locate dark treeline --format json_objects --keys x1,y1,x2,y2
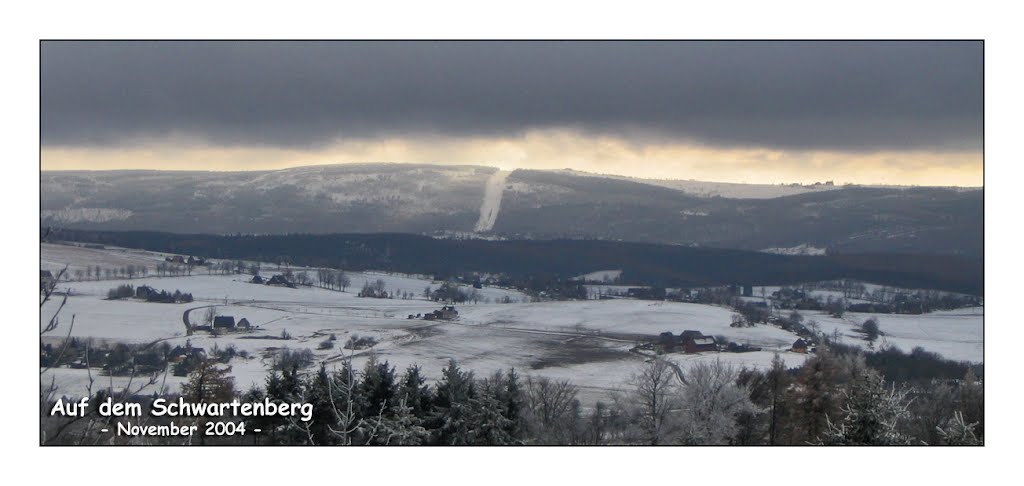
[
  {"x1": 830, "y1": 341, "x2": 983, "y2": 384},
  {"x1": 49, "y1": 230, "x2": 982, "y2": 295}
]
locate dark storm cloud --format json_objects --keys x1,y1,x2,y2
[{"x1": 41, "y1": 40, "x2": 982, "y2": 151}]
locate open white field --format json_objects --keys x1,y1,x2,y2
[
  {"x1": 41, "y1": 242, "x2": 175, "y2": 275},
  {"x1": 457, "y1": 300, "x2": 801, "y2": 349},
  {"x1": 794, "y1": 308, "x2": 983, "y2": 363},
  {"x1": 40, "y1": 245, "x2": 984, "y2": 405},
  {"x1": 664, "y1": 350, "x2": 809, "y2": 373}
]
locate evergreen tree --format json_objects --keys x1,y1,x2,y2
[
  {"x1": 431, "y1": 359, "x2": 477, "y2": 445},
  {"x1": 817, "y1": 370, "x2": 913, "y2": 445},
  {"x1": 765, "y1": 353, "x2": 792, "y2": 445},
  {"x1": 501, "y1": 368, "x2": 525, "y2": 440},
  {"x1": 305, "y1": 364, "x2": 342, "y2": 445},
  {"x1": 935, "y1": 411, "x2": 981, "y2": 445},
  {"x1": 180, "y1": 359, "x2": 235, "y2": 403},
  {"x1": 359, "y1": 356, "x2": 397, "y2": 419},
  {"x1": 373, "y1": 397, "x2": 430, "y2": 445},
  {"x1": 789, "y1": 348, "x2": 863, "y2": 442},
  {"x1": 398, "y1": 364, "x2": 433, "y2": 418}
]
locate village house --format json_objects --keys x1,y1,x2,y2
[
  {"x1": 680, "y1": 330, "x2": 704, "y2": 342},
  {"x1": 169, "y1": 345, "x2": 207, "y2": 363},
  {"x1": 135, "y1": 285, "x2": 155, "y2": 300},
  {"x1": 791, "y1": 338, "x2": 810, "y2": 354},
  {"x1": 423, "y1": 306, "x2": 459, "y2": 321},
  {"x1": 439, "y1": 305, "x2": 458, "y2": 319},
  {"x1": 627, "y1": 287, "x2": 666, "y2": 300},
  {"x1": 267, "y1": 274, "x2": 296, "y2": 288},
  {"x1": 213, "y1": 316, "x2": 236, "y2": 329},
  {"x1": 250, "y1": 275, "x2": 265, "y2": 284},
  {"x1": 237, "y1": 318, "x2": 251, "y2": 329},
  {"x1": 165, "y1": 255, "x2": 186, "y2": 264},
  {"x1": 685, "y1": 335, "x2": 718, "y2": 354},
  {"x1": 673, "y1": 330, "x2": 718, "y2": 354}
]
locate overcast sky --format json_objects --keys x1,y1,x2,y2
[{"x1": 40, "y1": 40, "x2": 983, "y2": 186}]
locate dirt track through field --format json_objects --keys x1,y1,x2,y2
[{"x1": 182, "y1": 304, "x2": 218, "y2": 335}]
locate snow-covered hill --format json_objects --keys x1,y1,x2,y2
[{"x1": 41, "y1": 163, "x2": 982, "y2": 256}]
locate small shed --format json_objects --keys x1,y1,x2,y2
[{"x1": 237, "y1": 318, "x2": 251, "y2": 328}]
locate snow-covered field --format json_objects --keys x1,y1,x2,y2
[
  {"x1": 794, "y1": 308, "x2": 983, "y2": 363},
  {"x1": 552, "y1": 169, "x2": 847, "y2": 199},
  {"x1": 41, "y1": 242, "x2": 174, "y2": 275},
  {"x1": 571, "y1": 269, "x2": 623, "y2": 283},
  {"x1": 760, "y1": 244, "x2": 828, "y2": 256},
  {"x1": 40, "y1": 246, "x2": 984, "y2": 405}
]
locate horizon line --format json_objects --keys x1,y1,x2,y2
[{"x1": 38, "y1": 162, "x2": 985, "y2": 189}]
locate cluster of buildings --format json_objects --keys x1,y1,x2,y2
[
  {"x1": 193, "y1": 315, "x2": 252, "y2": 333},
  {"x1": 656, "y1": 329, "x2": 813, "y2": 355},
  {"x1": 657, "y1": 330, "x2": 719, "y2": 354},
  {"x1": 408, "y1": 305, "x2": 460, "y2": 321},
  {"x1": 251, "y1": 274, "x2": 296, "y2": 288},
  {"x1": 165, "y1": 255, "x2": 207, "y2": 266}
]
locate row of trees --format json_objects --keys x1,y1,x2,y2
[
  {"x1": 315, "y1": 268, "x2": 351, "y2": 291},
  {"x1": 64, "y1": 259, "x2": 253, "y2": 281},
  {"x1": 70, "y1": 264, "x2": 150, "y2": 281},
  {"x1": 41, "y1": 342, "x2": 983, "y2": 445}
]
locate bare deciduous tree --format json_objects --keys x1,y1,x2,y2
[
  {"x1": 523, "y1": 375, "x2": 580, "y2": 444},
  {"x1": 629, "y1": 359, "x2": 679, "y2": 444},
  {"x1": 679, "y1": 359, "x2": 759, "y2": 445}
]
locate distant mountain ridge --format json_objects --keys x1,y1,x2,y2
[{"x1": 40, "y1": 163, "x2": 982, "y2": 257}]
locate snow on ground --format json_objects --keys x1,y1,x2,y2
[
  {"x1": 40, "y1": 245, "x2": 983, "y2": 406},
  {"x1": 40, "y1": 207, "x2": 134, "y2": 224},
  {"x1": 53, "y1": 270, "x2": 526, "y2": 307},
  {"x1": 760, "y1": 244, "x2": 828, "y2": 256},
  {"x1": 41, "y1": 295, "x2": 190, "y2": 343},
  {"x1": 795, "y1": 308, "x2": 983, "y2": 363},
  {"x1": 41, "y1": 367, "x2": 189, "y2": 400},
  {"x1": 552, "y1": 169, "x2": 845, "y2": 199},
  {"x1": 458, "y1": 300, "x2": 800, "y2": 348},
  {"x1": 41, "y1": 242, "x2": 174, "y2": 275},
  {"x1": 664, "y1": 350, "x2": 809, "y2": 374},
  {"x1": 584, "y1": 284, "x2": 635, "y2": 294},
  {"x1": 571, "y1": 269, "x2": 623, "y2": 283}
]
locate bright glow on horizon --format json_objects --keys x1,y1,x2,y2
[{"x1": 40, "y1": 129, "x2": 983, "y2": 187}]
